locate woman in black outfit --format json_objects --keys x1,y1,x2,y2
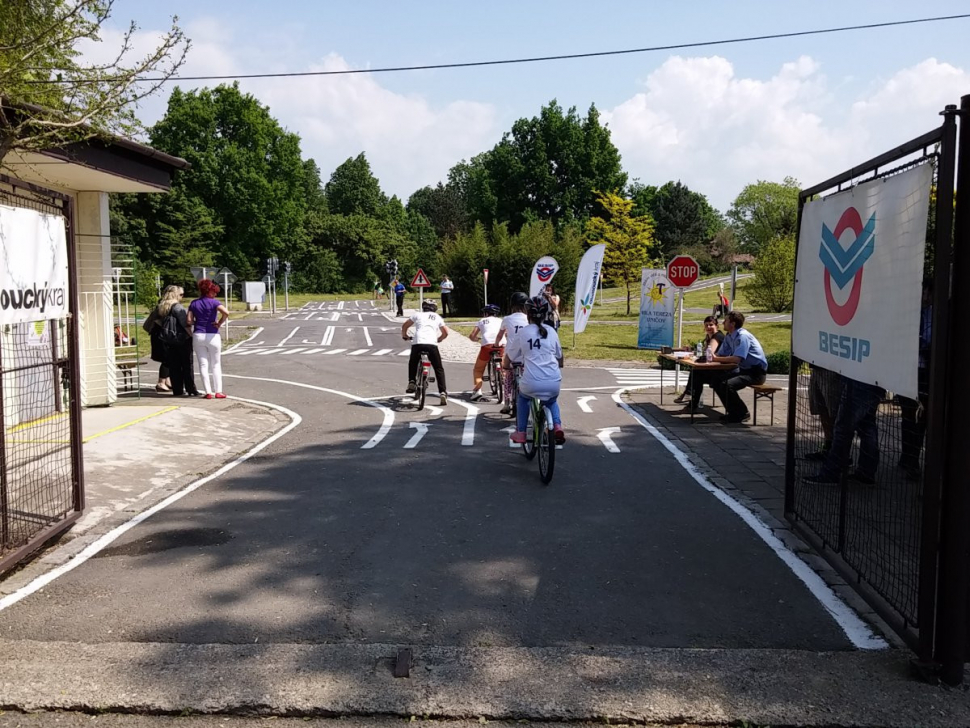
[
  {"x1": 675, "y1": 315, "x2": 725, "y2": 410},
  {"x1": 152, "y1": 285, "x2": 199, "y2": 397}
]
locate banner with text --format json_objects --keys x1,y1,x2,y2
[
  {"x1": 0, "y1": 205, "x2": 69, "y2": 325},
  {"x1": 529, "y1": 256, "x2": 559, "y2": 298},
  {"x1": 637, "y1": 269, "x2": 675, "y2": 349},
  {"x1": 573, "y1": 244, "x2": 606, "y2": 335},
  {"x1": 792, "y1": 163, "x2": 932, "y2": 399}
]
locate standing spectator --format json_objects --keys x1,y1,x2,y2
[
  {"x1": 153, "y1": 285, "x2": 198, "y2": 397},
  {"x1": 440, "y1": 275, "x2": 455, "y2": 317},
  {"x1": 373, "y1": 280, "x2": 382, "y2": 300},
  {"x1": 806, "y1": 365, "x2": 841, "y2": 460},
  {"x1": 187, "y1": 279, "x2": 230, "y2": 399},
  {"x1": 393, "y1": 278, "x2": 407, "y2": 317},
  {"x1": 142, "y1": 285, "x2": 183, "y2": 393},
  {"x1": 898, "y1": 279, "x2": 933, "y2": 480},
  {"x1": 708, "y1": 311, "x2": 768, "y2": 424},
  {"x1": 806, "y1": 376, "x2": 883, "y2": 486},
  {"x1": 543, "y1": 284, "x2": 561, "y2": 330}
]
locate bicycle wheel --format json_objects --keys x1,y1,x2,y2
[
  {"x1": 522, "y1": 399, "x2": 537, "y2": 460},
  {"x1": 417, "y1": 371, "x2": 427, "y2": 411},
  {"x1": 493, "y1": 359, "x2": 504, "y2": 402},
  {"x1": 537, "y1": 407, "x2": 555, "y2": 484}
]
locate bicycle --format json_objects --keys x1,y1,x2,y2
[
  {"x1": 414, "y1": 351, "x2": 433, "y2": 411},
  {"x1": 483, "y1": 347, "x2": 504, "y2": 403},
  {"x1": 517, "y1": 373, "x2": 556, "y2": 485}
]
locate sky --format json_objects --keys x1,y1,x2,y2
[{"x1": 84, "y1": 1, "x2": 970, "y2": 212}]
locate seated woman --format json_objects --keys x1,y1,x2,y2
[{"x1": 674, "y1": 315, "x2": 724, "y2": 410}]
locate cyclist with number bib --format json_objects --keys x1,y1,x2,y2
[
  {"x1": 402, "y1": 300, "x2": 449, "y2": 406},
  {"x1": 497, "y1": 292, "x2": 529, "y2": 414},
  {"x1": 505, "y1": 296, "x2": 565, "y2": 444},
  {"x1": 469, "y1": 303, "x2": 503, "y2": 402}
]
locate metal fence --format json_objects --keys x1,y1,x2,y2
[{"x1": 0, "y1": 175, "x2": 84, "y2": 575}]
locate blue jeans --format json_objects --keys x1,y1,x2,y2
[{"x1": 516, "y1": 393, "x2": 561, "y2": 432}]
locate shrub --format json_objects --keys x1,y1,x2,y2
[
  {"x1": 746, "y1": 234, "x2": 795, "y2": 312},
  {"x1": 766, "y1": 350, "x2": 790, "y2": 375}
]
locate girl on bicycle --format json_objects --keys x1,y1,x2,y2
[
  {"x1": 505, "y1": 296, "x2": 565, "y2": 444},
  {"x1": 469, "y1": 303, "x2": 503, "y2": 402}
]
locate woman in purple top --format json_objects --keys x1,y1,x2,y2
[{"x1": 187, "y1": 278, "x2": 230, "y2": 398}]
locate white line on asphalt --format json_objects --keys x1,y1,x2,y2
[
  {"x1": 224, "y1": 326, "x2": 263, "y2": 353},
  {"x1": 278, "y1": 348, "x2": 307, "y2": 355},
  {"x1": 323, "y1": 348, "x2": 347, "y2": 355},
  {"x1": 257, "y1": 348, "x2": 287, "y2": 355},
  {"x1": 596, "y1": 427, "x2": 621, "y2": 453},
  {"x1": 425, "y1": 405, "x2": 443, "y2": 416},
  {"x1": 0, "y1": 394, "x2": 302, "y2": 614},
  {"x1": 302, "y1": 348, "x2": 327, "y2": 354},
  {"x1": 347, "y1": 349, "x2": 369, "y2": 356},
  {"x1": 398, "y1": 349, "x2": 410, "y2": 356},
  {"x1": 404, "y1": 422, "x2": 430, "y2": 449},
  {"x1": 501, "y1": 425, "x2": 517, "y2": 448},
  {"x1": 372, "y1": 348, "x2": 392, "y2": 356},
  {"x1": 305, "y1": 312, "x2": 314, "y2": 320},
  {"x1": 330, "y1": 312, "x2": 339, "y2": 321},
  {"x1": 279, "y1": 327, "x2": 299, "y2": 346},
  {"x1": 321, "y1": 326, "x2": 335, "y2": 346},
  {"x1": 577, "y1": 396, "x2": 597, "y2": 413},
  {"x1": 229, "y1": 348, "x2": 266, "y2": 356},
  {"x1": 611, "y1": 387, "x2": 888, "y2": 651},
  {"x1": 450, "y1": 397, "x2": 480, "y2": 446},
  {"x1": 356, "y1": 313, "x2": 363, "y2": 322},
  {"x1": 337, "y1": 301, "x2": 345, "y2": 310},
  {"x1": 362, "y1": 327, "x2": 373, "y2": 347},
  {"x1": 354, "y1": 300, "x2": 360, "y2": 308}
]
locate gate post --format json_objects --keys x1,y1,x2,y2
[{"x1": 936, "y1": 94, "x2": 970, "y2": 685}]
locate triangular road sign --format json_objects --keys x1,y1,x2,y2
[{"x1": 410, "y1": 268, "x2": 431, "y2": 288}]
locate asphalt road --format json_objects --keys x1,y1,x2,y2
[{"x1": 1, "y1": 299, "x2": 848, "y2": 651}]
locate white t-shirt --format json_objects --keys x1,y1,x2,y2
[
  {"x1": 440, "y1": 280, "x2": 454, "y2": 293},
  {"x1": 409, "y1": 311, "x2": 446, "y2": 346},
  {"x1": 506, "y1": 323, "x2": 563, "y2": 397},
  {"x1": 475, "y1": 316, "x2": 502, "y2": 346},
  {"x1": 499, "y1": 312, "x2": 529, "y2": 351}
]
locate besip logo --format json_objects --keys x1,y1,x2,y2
[
  {"x1": 819, "y1": 207, "x2": 875, "y2": 326},
  {"x1": 536, "y1": 264, "x2": 556, "y2": 282}
]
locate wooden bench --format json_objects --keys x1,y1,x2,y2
[
  {"x1": 750, "y1": 383, "x2": 783, "y2": 425},
  {"x1": 116, "y1": 360, "x2": 138, "y2": 392}
]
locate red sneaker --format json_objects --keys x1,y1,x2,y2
[
  {"x1": 214, "y1": 393, "x2": 227, "y2": 399},
  {"x1": 204, "y1": 394, "x2": 214, "y2": 400},
  {"x1": 554, "y1": 425, "x2": 565, "y2": 444},
  {"x1": 510, "y1": 431, "x2": 527, "y2": 444}
]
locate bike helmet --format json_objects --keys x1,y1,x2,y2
[
  {"x1": 510, "y1": 291, "x2": 529, "y2": 309},
  {"x1": 483, "y1": 303, "x2": 501, "y2": 316},
  {"x1": 525, "y1": 295, "x2": 550, "y2": 323},
  {"x1": 422, "y1": 299, "x2": 438, "y2": 312}
]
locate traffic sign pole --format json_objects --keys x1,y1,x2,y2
[{"x1": 483, "y1": 268, "x2": 489, "y2": 306}]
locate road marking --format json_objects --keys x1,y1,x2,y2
[
  {"x1": 278, "y1": 348, "x2": 307, "y2": 355},
  {"x1": 398, "y1": 349, "x2": 410, "y2": 356},
  {"x1": 596, "y1": 427, "x2": 621, "y2": 453},
  {"x1": 345, "y1": 328, "x2": 353, "y2": 332},
  {"x1": 356, "y1": 313, "x2": 363, "y2": 321},
  {"x1": 301, "y1": 339, "x2": 317, "y2": 344},
  {"x1": 425, "y1": 405, "x2": 443, "y2": 416},
  {"x1": 404, "y1": 422, "x2": 430, "y2": 449},
  {"x1": 354, "y1": 300, "x2": 360, "y2": 308},
  {"x1": 224, "y1": 326, "x2": 263, "y2": 354},
  {"x1": 501, "y1": 425, "x2": 518, "y2": 448},
  {"x1": 362, "y1": 327, "x2": 373, "y2": 347},
  {"x1": 348, "y1": 349, "x2": 369, "y2": 356},
  {"x1": 305, "y1": 312, "x2": 314, "y2": 320},
  {"x1": 450, "y1": 397, "x2": 480, "y2": 446},
  {"x1": 302, "y1": 348, "x2": 327, "y2": 354},
  {"x1": 229, "y1": 348, "x2": 267, "y2": 356},
  {"x1": 321, "y1": 326, "x2": 335, "y2": 346},
  {"x1": 372, "y1": 348, "x2": 393, "y2": 356},
  {"x1": 611, "y1": 387, "x2": 888, "y2": 650},
  {"x1": 577, "y1": 396, "x2": 597, "y2": 413},
  {"x1": 323, "y1": 348, "x2": 347, "y2": 355},
  {"x1": 279, "y1": 327, "x2": 300, "y2": 346},
  {"x1": 330, "y1": 312, "x2": 339, "y2": 321},
  {"x1": 337, "y1": 301, "x2": 345, "y2": 310},
  {"x1": 257, "y1": 348, "x2": 287, "y2": 356}
]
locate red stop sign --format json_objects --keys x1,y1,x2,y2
[{"x1": 666, "y1": 255, "x2": 699, "y2": 288}]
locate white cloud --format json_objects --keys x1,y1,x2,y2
[{"x1": 603, "y1": 56, "x2": 970, "y2": 211}]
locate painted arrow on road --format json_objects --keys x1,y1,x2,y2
[
  {"x1": 597, "y1": 427, "x2": 622, "y2": 453},
  {"x1": 501, "y1": 425, "x2": 517, "y2": 448},
  {"x1": 404, "y1": 422, "x2": 430, "y2": 449},
  {"x1": 577, "y1": 396, "x2": 597, "y2": 413}
]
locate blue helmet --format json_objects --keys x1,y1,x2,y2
[{"x1": 483, "y1": 304, "x2": 501, "y2": 316}]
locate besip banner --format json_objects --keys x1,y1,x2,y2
[
  {"x1": 0, "y1": 205, "x2": 68, "y2": 325},
  {"x1": 529, "y1": 256, "x2": 559, "y2": 298},
  {"x1": 793, "y1": 163, "x2": 932, "y2": 399},
  {"x1": 573, "y1": 244, "x2": 606, "y2": 335},
  {"x1": 637, "y1": 268, "x2": 675, "y2": 349}
]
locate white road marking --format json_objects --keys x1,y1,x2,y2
[
  {"x1": 398, "y1": 349, "x2": 410, "y2": 356},
  {"x1": 345, "y1": 328, "x2": 353, "y2": 332},
  {"x1": 611, "y1": 387, "x2": 888, "y2": 650},
  {"x1": 501, "y1": 425, "x2": 518, "y2": 448},
  {"x1": 372, "y1": 348, "x2": 393, "y2": 356},
  {"x1": 425, "y1": 405, "x2": 443, "y2": 416},
  {"x1": 362, "y1": 327, "x2": 373, "y2": 347},
  {"x1": 224, "y1": 326, "x2": 262, "y2": 353},
  {"x1": 596, "y1": 427, "x2": 622, "y2": 453},
  {"x1": 330, "y1": 312, "x2": 339, "y2": 321},
  {"x1": 321, "y1": 326, "x2": 335, "y2": 346},
  {"x1": 348, "y1": 349, "x2": 369, "y2": 356},
  {"x1": 305, "y1": 312, "x2": 314, "y2": 320},
  {"x1": 229, "y1": 348, "x2": 266, "y2": 356},
  {"x1": 278, "y1": 348, "x2": 307, "y2": 355},
  {"x1": 323, "y1": 348, "x2": 347, "y2": 355},
  {"x1": 356, "y1": 313, "x2": 363, "y2": 322},
  {"x1": 0, "y1": 394, "x2": 302, "y2": 614},
  {"x1": 302, "y1": 348, "x2": 327, "y2": 354},
  {"x1": 450, "y1": 397, "x2": 480, "y2": 446},
  {"x1": 257, "y1": 348, "x2": 287, "y2": 356},
  {"x1": 279, "y1": 327, "x2": 299, "y2": 346},
  {"x1": 404, "y1": 422, "x2": 430, "y2": 449},
  {"x1": 301, "y1": 339, "x2": 317, "y2": 344},
  {"x1": 337, "y1": 301, "x2": 345, "y2": 310},
  {"x1": 354, "y1": 300, "x2": 360, "y2": 308},
  {"x1": 577, "y1": 396, "x2": 597, "y2": 413}
]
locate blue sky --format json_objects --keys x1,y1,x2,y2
[{"x1": 99, "y1": 1, "x2": 970, "y2": 211}]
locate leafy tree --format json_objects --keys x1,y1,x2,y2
[
  {"x1": 407, "y1": 182, "x2": 469, "y2": 240},
  {"x1": 639, "y1": 181, "x2": 724, "y2": 261},
  {"x1": 746, "y1": 234, "x2": 795, "y2": 312},
  {"x1": 588, "y1": 191, "x2": 655, "y2": 315},
  {"x1": 325, "y1": 153, "x2": 386, "y2": 217},
  {"x1": 728, "y1": 177, "x2": 800, "y2": 253},
  {"x1": 0, "y1": 0, "x2": 188, "y2": 165}
]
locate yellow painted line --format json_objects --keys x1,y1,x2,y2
[
  {"x1": 82, "y1": 406, "x2": 180, "y2": 443},
  {"x1": 7, "y1": 411, "x2": 67, "y2": 434}
]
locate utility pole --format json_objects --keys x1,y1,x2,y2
[{"x1": 284, "y1": 261, "x2": 291, "y2": 311}]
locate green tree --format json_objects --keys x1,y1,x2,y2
[
  {"x1": 0, "y1": 0, "x2": 188, "y2": 165},
  {"x1": 588, "y1": 191, "x2": 655, "y2": 315},
  {"x1": 746, "y1": 234, "x2": 795, "y2": 312},
  {"x1": 637, "y1": 181, "x2": 724, "y2": 261},
  {"x1": 325, "y1": 153, "x2": 386, "y2": 217},
  {"x1": 407, "y1": 182, "x2": 469, "y2": 240},
  {"x1": 728, "y1": 177, "x2": 800, "y2": 253}
]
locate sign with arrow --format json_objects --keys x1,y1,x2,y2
[{"x1": 411, "y1": 268, "x2": 431, "y2": 288}]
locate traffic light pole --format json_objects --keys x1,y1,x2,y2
[{"x1": 284, "y1": 269, "x2": 290, "y2": 311}]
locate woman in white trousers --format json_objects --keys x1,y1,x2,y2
[{"x1": 187, "y1": 278, "x2": 230, "y2": 399}]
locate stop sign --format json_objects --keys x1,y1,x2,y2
[{"x1": 666, "y1": 255, "x2": 700, "y2": 288}]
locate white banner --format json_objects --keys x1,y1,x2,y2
[
  {"x1": 0, "y1": 205, "x2": 69, "y2": 325},
  {"x1": 573, "y1": 244, "x2": 606, "y2": 335},
  {"x1": 529, "y1": 256, "x2": 559, "y2": 298},
  {"x1": 793, "y1": 163, "x2": 932, "y2": 399}
]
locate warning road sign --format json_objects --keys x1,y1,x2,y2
[{"x1": 410, "y1": 268, "x2": 431, "y2": 288}]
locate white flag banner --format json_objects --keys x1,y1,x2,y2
[
  {"x1": 0, "y1": 205, "x2": 69, "y2": 325},
  {"x1": 529, "y1": 255, "x2": 559, "y2": 298},
  {"x1": 792, "y1": 163, "x2": 932, "y2": 399},
  {"x1": 573, "y1": 244, "x2": 606, "y2": 335}
]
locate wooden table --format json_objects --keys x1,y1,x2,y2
[{"x1": 657, "y1": 353, "x2": 737, "y2": 423}]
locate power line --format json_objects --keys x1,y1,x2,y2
[{"x1": 27, "y1": 13, "x2": 970, "y2": 84}]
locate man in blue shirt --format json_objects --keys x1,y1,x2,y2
[
  {"x1": 709, "y1": 311, "x2": 768, "y2": 423},
  {"x1": 393, "y1": 279, "x2": 407, "y2": 317}
]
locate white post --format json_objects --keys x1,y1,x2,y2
[
  {"x1": 483, "y1": 276, "x2": 488, "y2": 306},
  {"x1": 222, "y1": 272, "x2": 230, "y2": 340},
  {"x1": 730, "y1": 264, "x2": 738, "y2": 311},
  {"x1": 419, "y1": 286, "x2": 423, "y2": 311},
  {"x1": 675, "y1": 289, "x2": 684, "y2": 389}
]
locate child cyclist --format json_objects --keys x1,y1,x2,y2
[
  {"x1": 496, "y1": 292, "x2": 530, "y2": 414},
  {"x1": 505, "y1": 296, "x2": 565, "y2": 444},
  {"x1": 469, "y1": 303, "x2": 503, "y2": 402}
]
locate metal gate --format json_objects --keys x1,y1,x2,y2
[{"x1": 0, "y1": 175, "x2": 84, "y2": 575}]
